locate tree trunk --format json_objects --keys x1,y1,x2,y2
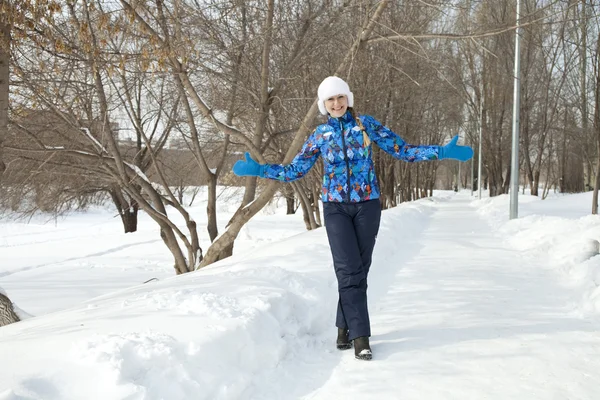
[
  {"x1": 109, "y1": 186, "x2": 139, "y2": 234},
  {"x1": 122, "y1": 178, "x2": 198, "y2": 274},
  {"x1": 502, "y1": 163, "x2": 511, "y2": 194},
  {"x1": 563, "y1": 153, "x2": 585, "y2": 193},
  {"x1": 532, "y1": 169, "x2": 540, "y2": 196},
  {"x1": 524, "y1": 118, "x2": 537, "y2": 195},
  {"x1": 297, "y1": 190, "x2": 312, "y2": 230},
  {"x1": 560, "y1": 109, "x2": 568, "y2": 193},
  {"x1": 122, "y1": 206, "x2": 139, "y2": 233},
  {"x1": 593, "y1": 156, "x2": 600, "y2": 214},
  {"x1": 388, "y1": 163, "x2": 397, "y2": 207},
  {"x1": 159, "y1": 224, "x2": 189, "y2": 275},
  {"x1": 283, "y1": 185, "x2": 295, "y2": 214},
  {"x1": 592, "y1": 30, "x2": 600, "y2": 214},
  {"x1": 207, "y1": 173, "x2": 218, "y2": 242},
  {"x1": 0, "y1": 18, "x2": 9, "y2": 178},
  {"x1": 312, "y1": 184, "x2": 322, "y2": 227},
  {"x1": 414, "y1": 165, "x2": 420, "y2": 200},
  {"x1": 292, "y1": 181, "x2": 318, "y2": 230}
]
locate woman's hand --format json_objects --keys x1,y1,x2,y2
[
  {"x1": 438, "y1": 136, "x2": 474, "y2": 162},
  {"x1": 232, "y1": 152, "x2": 266, "y2": 177}
]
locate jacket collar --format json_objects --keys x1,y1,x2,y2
[{"x1": 327, "y1": 110, "x2": 354, "y2": 126}]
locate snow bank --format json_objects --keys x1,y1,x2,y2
[{"x1": 472, "y1": 192, "x2": 600, "y2": 315}]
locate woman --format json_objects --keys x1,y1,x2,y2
[{"x1": 232, "y1": 76, "x2": 473, "y2": 360}]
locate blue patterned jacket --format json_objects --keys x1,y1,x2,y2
[{"x1": 263, "y1": 110, "x2": 440, "y2": 203}]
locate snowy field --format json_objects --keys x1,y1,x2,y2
[{"x1": 1, "y1": 187, "x2": 600, "y2": 399}]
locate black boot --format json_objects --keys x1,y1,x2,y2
[
  {"x1": 336, "y1": 328, "x2": 352, "y2": 350},
  {"x1": 354, "y1": 336, "x2": 372, "y2": 360}
]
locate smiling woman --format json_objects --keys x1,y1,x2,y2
[
  {"x1": 318, "y1": 77, "x2": 352, "y2": 116},
  {"x1": 324, "y1": 94, "x2": 348, "y2": 118},
  {"x1": 232, "y1": 75, "x2": 474, "y2": 361}
]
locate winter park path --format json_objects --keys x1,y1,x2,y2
[
  {"x1": 2, "y1": 194, "x2": 600, "y2": 400},
  {"x1": 302, "y1": 195, "x2": 600, "y2": 400}
]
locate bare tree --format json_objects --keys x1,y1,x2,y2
[
  {"x1": 8, "y1": 1, "x2": 203, "y2": 273},
  {"x1": 0, "y1": 10, "x2": 8, "y2": 178},
  {"x1": 0, "y1": 1, "x2": 61, "y2": 180},
  {"x1": 7, "y1": 0, "x2": 600, "y2": 276},
  {"x1": 520, "y1": 1, "x2": 571, "y2": 196},
  {"x1": 592, "y1": 28, "x2": 600, "y2": 213}
]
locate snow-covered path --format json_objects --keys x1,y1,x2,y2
[{"x1": 305, "y1": 196, "x2": 600, "y2": 399}]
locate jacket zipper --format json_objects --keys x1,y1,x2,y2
[{"x1": 339, "y1": 120, "x2": 351, "y2": 203}]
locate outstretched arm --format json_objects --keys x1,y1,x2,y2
[
  {"x1": 232, "y1": 132, "x2": 321, "y2": 182},
  {"x1": 361, "y1": 115, "x2": 473, "y2": 162},
  {"x1": 263, "y1": 132, "x2": 321, "y2": 181},
  {"x1": 360, "y1": 115, "x2": 439, "y2": 162}
]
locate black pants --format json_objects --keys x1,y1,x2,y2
[{"x1": 323, "y1": 199, "x2": 381, "y2": 340}]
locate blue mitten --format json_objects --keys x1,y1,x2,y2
[
  {"x1": 232, "y1": 152, "x2": 266, "y2": 177},
  {"x1": 438, "y1": 135, "x2": 474, "y2": 162}
]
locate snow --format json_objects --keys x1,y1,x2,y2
[
  {"x1": 125, "y1": 162, "x2": 153, "y2": 185},
  {"x1": 79, "y1": 127, "x2": 107, "y2": 153},
  {"x1": 1, "y1": 188, "x2": 600, "y2": 399}
]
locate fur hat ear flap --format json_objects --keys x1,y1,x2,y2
[
  {"x1": 317, "y1": 76, "x2": 353, "y2": 115},
  {"x1": 318, "y1": 101, "x2": 328, "y2": 115},
  {"x1": 347, "y1": 92, "x2": 354, "y2": 108}
]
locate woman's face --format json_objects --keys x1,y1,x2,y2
[{"x1": 324, "y1": 94, "x2": 348, "y2": 118}]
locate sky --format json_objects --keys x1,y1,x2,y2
[{"x1": 1, "y1": 187, "x2": 600, "y2": 400}]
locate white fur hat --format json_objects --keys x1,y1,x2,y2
[{"x1": 317, "y1": 76, "x2": 354, "y2": 115}]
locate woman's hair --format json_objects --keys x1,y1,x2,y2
[{"x1": 348, "y1": 107, "x2": 371, "y2": 147}]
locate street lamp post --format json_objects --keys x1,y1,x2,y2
[
  {"x1": 510, "y1": 0, "x2": 522, "y2": 219},
  {"x1": 478, "y1": 101, "x2": 483, "y2": 200}
]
